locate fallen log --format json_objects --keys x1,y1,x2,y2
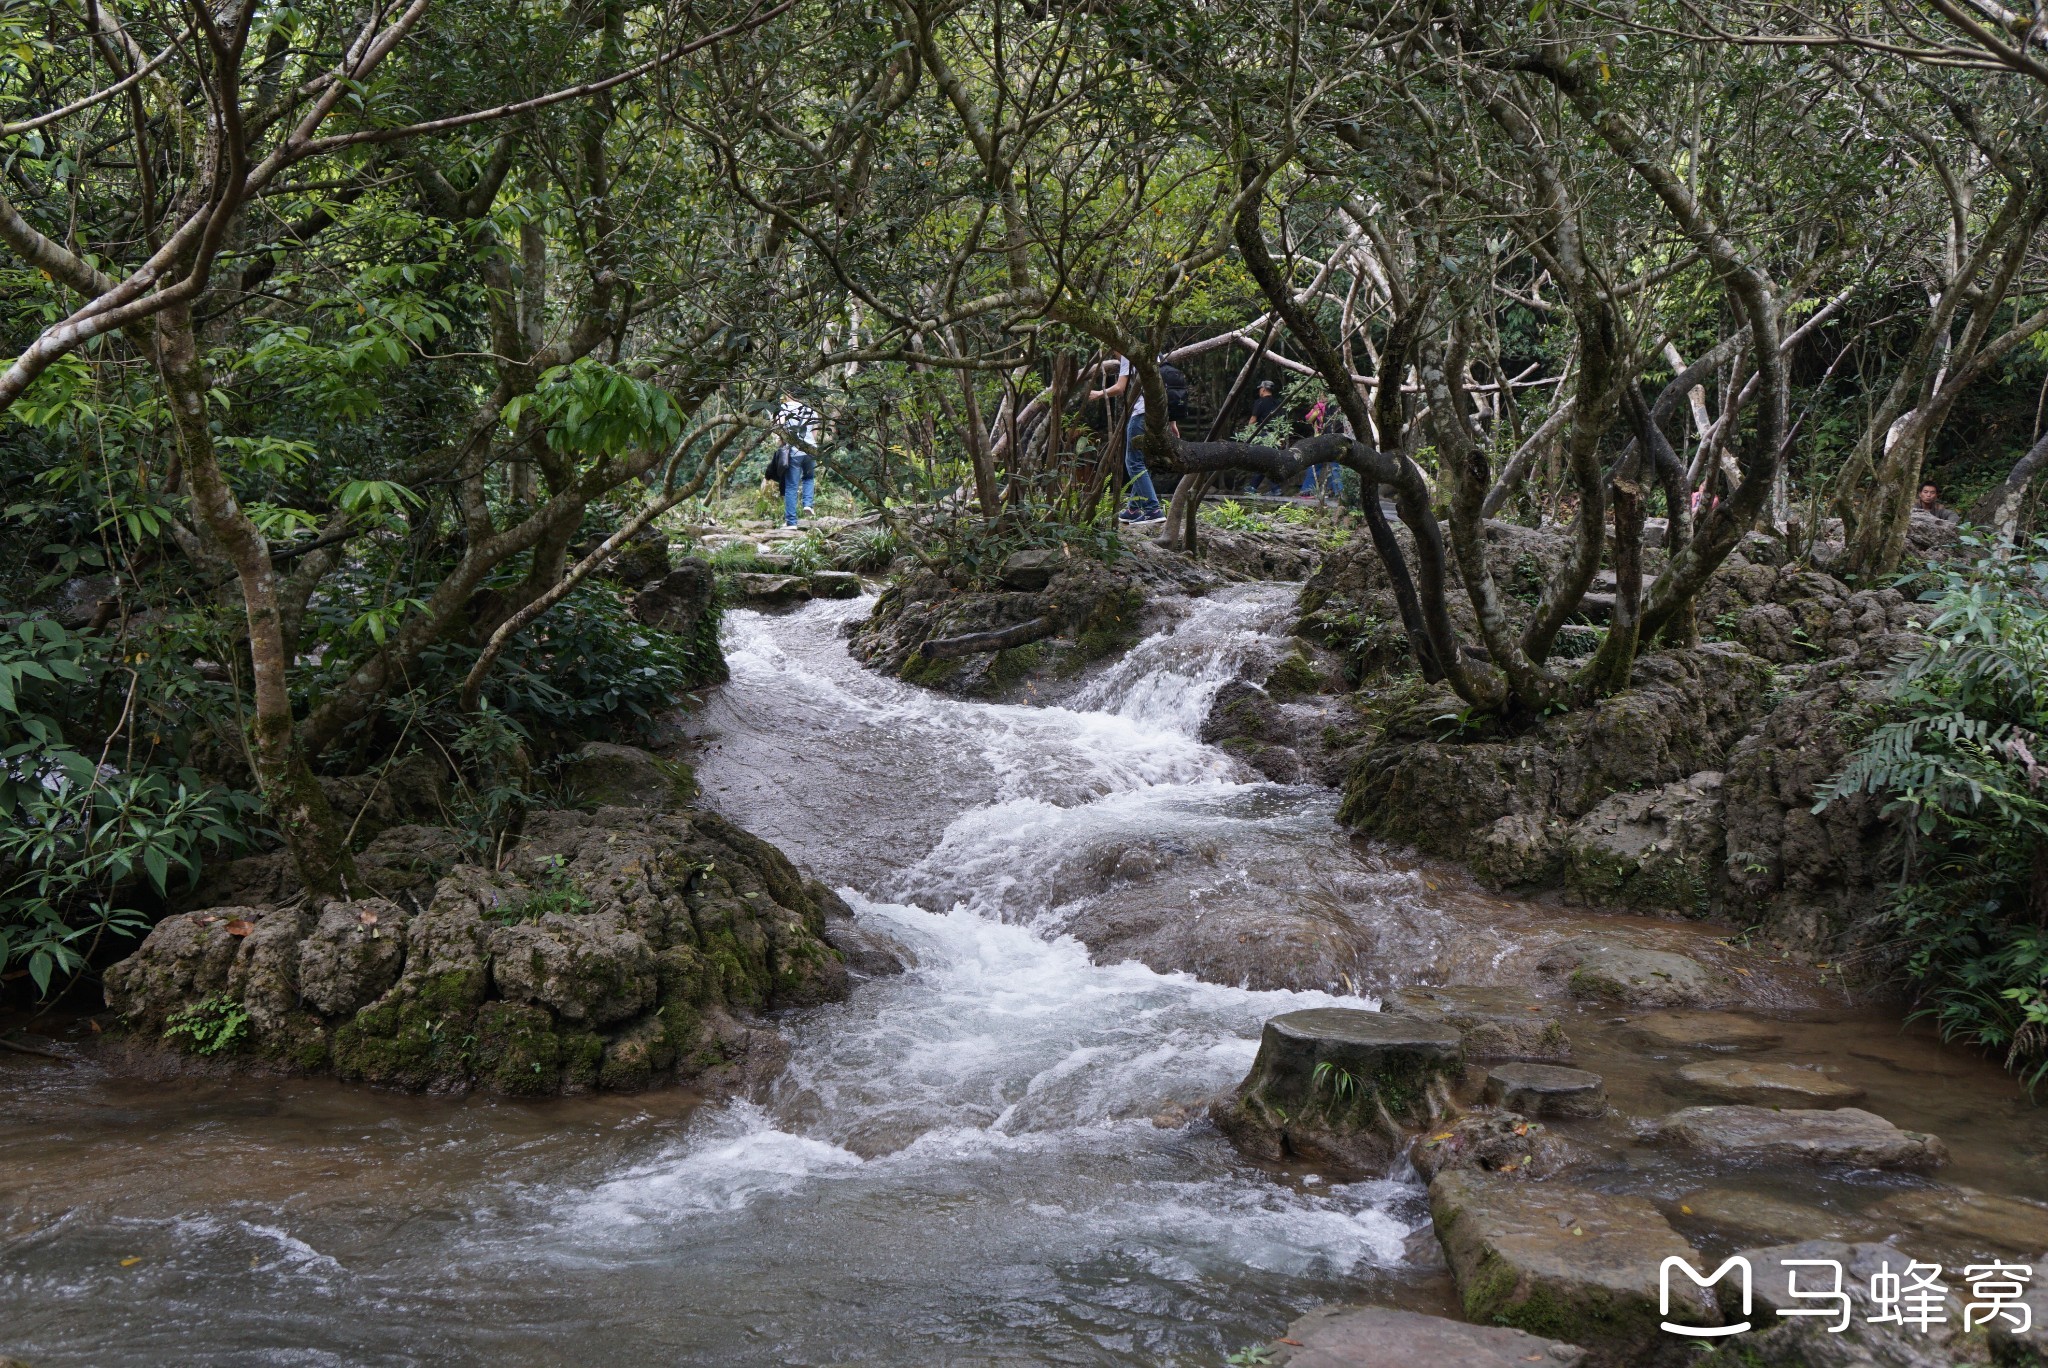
[{"x1": 919, "y1": 616, "x2": 1057, "y2": 660}]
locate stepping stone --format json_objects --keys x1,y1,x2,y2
[
  {"x1": 1384, "y1": 985, "x2": 1571, "y2": 1061},
  {"x1": 1482, "y1": 1063, "x2": 1606, "y2": 1118},
  {"x1": 1625, "y1": 1009, "x2": 1783, "y2": 1050},
  {"x1": 1429, "y1": 1170, "x2": 1721, "y2": 1357},
  {"x1": 1266, "y1": 1304, "x2": 1585, "y2": 1367},
  {"x1": 726, "y1": 571, "x2": 811, "y2": 606},
  {"x1": 1675, "y1": 1059, "x2": 1864, "y2": 1106},
  {"x1": 1868, "y1": 1185, "x2": 2048, "y2": 1258},
  {"x1": 1538, "y1": 937, "x2": 1724, "y2": 1008},
  {"x1": 1674, "y1": 1187, "x2": 1879, "y2": 1245},
  {"x1": 1213, "y1": 1008, "x2": 1461, "y2": 1176},
  {"x1": 1646, "y1": 1106, "x2": 1948, "y2": 1171}
]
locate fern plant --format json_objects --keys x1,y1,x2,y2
[{"x1": 1819, "y1": 535, "x2": 2048, "y2": 1087}]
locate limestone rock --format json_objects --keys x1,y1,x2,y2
[
  {"x1": 1867, "y1": 1186, "x2": 2048, "y2": 1260},
  {"x1": 354, "y1": 822, "x2": 466, "y2": 896},
  {"x1": 1696, "y1": 1240, "x2": 1991, "y2": 1367},
  {"x1": 997, "y1": 547, "x2": 1063, "y2": 590},
  {"x1": 103, "y1": 908, "x2": 253, "y2": 1026},
  {"x1": 558, "y1": 741, "x2": 692, "y2": 810},
  {"x1": 728, "y1": 571, "x2": 812, "y2": 606},
  {"x1": 1675, "y1": 1060, "x2": 1864, "y2": 1107},
  {"x1": 807, "y1": 570, "x2": 863, "y2": 600},
  {"x1": 1483, "y1": 1063, "x2": 1606, "y2": 1118},
  {"x1": 1646, "y1": 1106, "x2": 1948, "y2": 1172},
  {"x1": 296, "y1": 900, "x2": 406, "y2": 1018},
  {"x1": 631, "y1": 558, "x2": 720, "y2": 639},
  {"x1": 489, "y1": 910, "x2": 660, "y2": 1028},
  {"x1": 1468, "y1": 812, "x2": 1566, "y2": 889},
  {"x1": 1429, "y1": 1169, "x2": 1720, "y2": 1360},
  {"x1": 1213, "y1": 1008, "x2": 1461, "y2": 1176},
  {"x1": 1563, "y1": 772, "x2": 1725, "y2": 915},
  {"x1": 1625, "y1": 1010, "x2": 1783, "y2": 1051},
  {"x1": 1540, "y1": 937, "x2": 1724, "y2": 1008},
  {"x1": 1266, "y1": 1303, "x2": 1585, "y2": 1367},
  {"x1": 1384, "y1": 984, "x2": 1572, "y2": 1061},
  {"x1": 1410, "y1": 1110, "x2": 1579, "y2": 1182}
]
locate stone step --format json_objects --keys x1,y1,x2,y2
[
  {"x1": 1482, "y1": 1062, "x2": 1606, "y2": 1119},
  {"x1": 1266, "y1": 1303, "x2": 1585, "y2": 1367},
  {"x1": 1674, "y1": 1059, "x2": 1864, "y2": 1106},
  {"x1": 1645, "y1": 1105, "x2": 1948, "y2": 1171},
  {"x1": 1383, "y1": 985, "x2": 1571, "y2": 1062}
]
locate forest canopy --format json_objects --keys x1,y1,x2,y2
[{"x1": 2, "y1": 0, "x2": 2045, "y2": 992}]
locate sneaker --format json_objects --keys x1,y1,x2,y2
[
  {"x1": 802, "y1": 506, "x2": 815, "y2": 516},
  {"x1": 1116, "y1": 508, "x2": 1144, "y2": 523},
  {"x1": 1133, "y1": 513, "x2": 1167, "y2": 526}
]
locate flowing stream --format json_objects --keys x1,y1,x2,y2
[{"x1": 8, "y1": 584, "x2": 2048, "y2": 1365}]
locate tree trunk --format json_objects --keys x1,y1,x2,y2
[
  {"x1": 155, "y1": 302, "x2": 357, "y2": 898},
  {"x1": 1968, "y1": 431, "x2": 2048, "y2": 541}
]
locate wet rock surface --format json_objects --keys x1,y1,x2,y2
[
  {"x1": 1673, "y1": 1186, "x2": 1880, "y2": 1246},
  {"x1": 1384, "y1": 984, "x2": 1572, "y2": 1061},
  {"x1": 1266, "y1": 1303, "x2": 1586, "y2": 1367},
  {"x1": 847, "y1": 556, "x2": 1149, "y2": 701},
  {"x1": 1483, "y1": 1063, "x2": 1606, "y2": 1119},
  {"x1": 103, "y1": 802, "x2": 852, "y2": 1097},
  {"x1": 1625, "y1": 1010, "x2": 1785, "y2": 1050},
  {"x1": 1674, "y1": 1059, "x2": 1865, "y2": 1106},
  {"x1": 1647, "y1": 1105, "x2": 1949, "y2": 1171},
  {"x1": 1429, "y1": 1169, "x2": 1719, "y2": 1362},
  {"x1": 1410, "y1": 1109, "x2": 1578, "y2": 1182},
  {"x1": 1866, "y1": 1186, "x2": 2048, "y2": 1259},
  {"x1": 1214, "y1": 1008, "x2": 1461, "y2": 1175},
  {"x1": 1540, "y1": 937, "x2": 1725, "y2": 1008}
]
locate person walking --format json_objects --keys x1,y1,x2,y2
[
  {"x1": 1090, "y1": 354, "x2": 1186, "y2": 525},
  {"x1": 770, "y1": 397, "x2": 818, "y2": 527}
]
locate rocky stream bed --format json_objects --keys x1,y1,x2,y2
[{"x1": 6, "y1": 548, "x2": 2048, "y2": 1366}]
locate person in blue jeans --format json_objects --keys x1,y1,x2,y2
[
  {"x1": 772, "y1": 443, "x2": 815, "y2": 527},
  {"x1": 1090, "y1": 355, "x2": 1174, "y2": 523},
  {"x1": 772, "y1": 397, "x2": 819, "y2": 527}
]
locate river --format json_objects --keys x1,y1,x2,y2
[{"x1": 4, "y1": 585, "x2": 2045, "y2": 1365}]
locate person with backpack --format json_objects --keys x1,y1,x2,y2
[
  {"x1": 764, "y1": 397, "x2": 818, "y2": 527},
  {"x1": 1090, "y1": 354, "x2": 1189, "y2": 524}
]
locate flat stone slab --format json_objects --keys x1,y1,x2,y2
[
  {"x1": 1483, "y1": 1063, "x2": 1606, "y2": 1118},
  {"x1": 1868, "y1": 1185, "x2": 2048, "y2": 1258},
  {"x1": 1675, "y1": 1059, "x2": 1864, "y2": 1106},
  {"x1": 807, "y1": 570, "x2": 863, "y2": 599},
  {"x1": 1647, "y1": 1106, "x2": 1948, "y2": 1171},
  {"x1": 1429, "y1": 1169, "x2": 1720, "y2": 1356},
  {"x1": 727, "y1": 571, "x2": 811, "y2": 604},
  {"x1": 1625, "y1": 1010, "x2": 1783, "y2": 1050},
  {"x1": 1674, "y1": 1187, "x2": 1879, "y2": 1245},
  {"x1": 1538, "y1": 937, "x2": 1724, "y2": 1008},
  {"x1": 1269, "y1": 1006, "x2": 1465, "y2": 1054},
  {"x1": 1384, "y1": 985, "x2": 1571, "y2": 1061},
  {"x1": 1268, "y1": 1304, "x2": 1585, "y2": 1367}
]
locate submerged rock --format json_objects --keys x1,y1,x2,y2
[
  {"x1": 104, "y1": 806, "x2": 851, "y2": 1098},
  {"x1": 1213, "y1": 1007, "x2": 1461, "y2": 1176},
  {"x1": 1482, "y1": 1063, "x2": 1606, "y2": 1119},
  {"x1": 1646, "y1": 1106, "x2": 1948, "y2": 1171},
  {"x1": 1867, "y1": 1186, "x2": 2048, "y2": 1259},
  {"x1": 1539, "y1": 937, "x2": 1725, "y2": 1008},
  {"x1": 1673, "y1": 1186, "x2": 1880, "y2": 1246},
  {"x1": 1674, "y1": 1059, "x2": 1864, "y2": 1106},
  {"x1": 1624, "y1": 1010, "x2": 1784, "y2": 1051},
  {"x1": 1384, "y1": 984, "x2": 1572, "y2": 1061},
  {"x1": 1266, "y1": 1303, "x2": 1586, "y2": 1367},
  {"x1": 1429, "y1": 1169, "x2": 1719, "y2": 1361}
]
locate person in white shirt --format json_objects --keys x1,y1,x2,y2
[
  {"x1": 770, "y1": 398, "x2": 818, "y2": 526},
  {"x1": 1088, "y1": 356, "x2": 1183, "y2": 524}
]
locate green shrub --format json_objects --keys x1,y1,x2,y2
[
  {"x1": 1200, "y1": 498, "x2": 1264, "y2": 532},
  {"x1": 1819, "y1": 535, "x2": 2048, "y2": 1087},
  {"x1": 0, "y1": 617, "x2": 255, "y2": 998}
]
